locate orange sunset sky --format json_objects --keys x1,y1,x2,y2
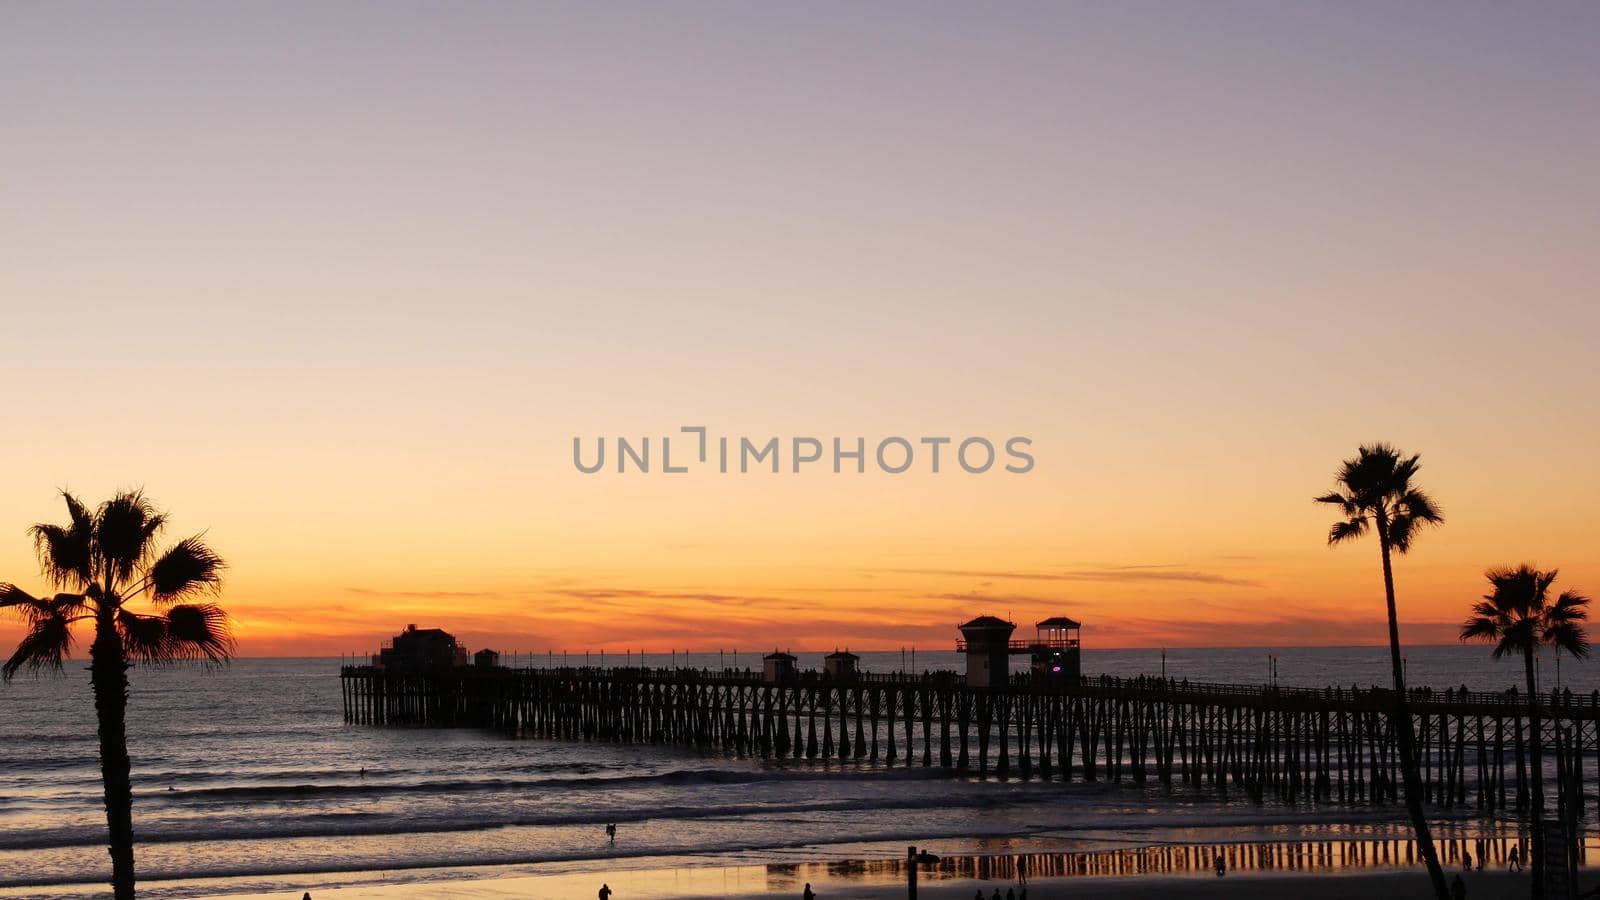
[{"x1": 3, "y1": 4, "x2": 1597, "y2": 658}]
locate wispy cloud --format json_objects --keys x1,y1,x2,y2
[
  {"x1": 345, "y1": 587, "x2": 502, "y2": 599},
  {"x1": 548, "y1": 588, "x2": 797, "y2": 607},
  {"x1": 881, "y1": 566, "x2": 1262, "y2": 588}
]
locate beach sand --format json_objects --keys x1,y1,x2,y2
[{"x1": 200, "y1": 866, "x2": 1550, "y2": 900}]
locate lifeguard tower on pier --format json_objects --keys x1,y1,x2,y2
[
  {"x1": 1029, "y1": 616, "x2": 1082, "y2": 682},
  {"x1": 956, "y1": 615, "x2": 1083, "y2": 687}
]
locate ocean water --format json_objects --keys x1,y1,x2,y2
[{"x1": 0, "y1": 645, "x2": 1592, "y2": 898}]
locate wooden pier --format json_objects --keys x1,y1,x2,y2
[{"x1": 341, "y1": 664, "x2": 1599, "y2": 821}]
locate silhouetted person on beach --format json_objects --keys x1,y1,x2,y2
[
  {"x1": 606, "y1": 823, "x2": 616, "y2": 844},
  {"x1": 991, "y1": 888, "x2": 1002, "y2": 900},
  {"x1": 1509, "y1": 844, "x2": 1523, "y2": 872},
  {"x1": 803, "y1": 883, "x2": 815, "y2": 900},
  {"x1": 1462, "y1": 849, "x2": 1471, "y2": 870},
  {"x1": 1214, "y1": 853, "x2": 1226, "y2": 876},
  {"x1": 1451, "y1": 874, "x2": 1466, "y2": 900},
  {"x1": 303, "y1": 894, "x2": 312, "y2": 900},
  {"x1": 598, "y1": 884, "x2": 612, "y2": 900}
]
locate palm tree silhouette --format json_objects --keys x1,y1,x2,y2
[
  {"x1": 1, "y1": 490, "x2": 231, "y2": 900},
  {"x1": 1315, "y1": 443, "x2": 1448, "y2": 900},
  {"x1": 1461, "y1": 565, "x2": 1590, "y2": 900}
]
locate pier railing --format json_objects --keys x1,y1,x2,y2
[{"x1": 341, "y1": 663, "x2": 1599, "y2": 718}]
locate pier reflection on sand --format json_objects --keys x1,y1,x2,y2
[
  {"x1": 770, "y1": 834, "x2": 1553, "y2": 889},
  {"x1": 188, "y1": 836, "x2": 1582, "y2": 900}
]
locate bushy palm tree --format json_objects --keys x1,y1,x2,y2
[
  {"x1": 1316, "y1": 443, "x2": 1448, "y2": 900},
  {"x1": 1, "y1": 490, "x2": 231, "y2": 900},
  {"x1": 1461, "y1": 565, "x2": 1590, "y2": 900}
]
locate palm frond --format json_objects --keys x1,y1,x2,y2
[
  {"x1": 1545, "y1": 620, "x2": 1591, "y2": 659},
  {"x1": 1547, "y1": 589, "x2": 1590, "y2": 622},
  {"x1": 1491, "y1": 634, "x2": 1522, "y2": 660},
  {"x1": 1, "y1": 586, "x2": 89, "y2": 626},
  {"x1": 148, "y1": 536, "x2": 225, "y2": 603},
  {"x1": 2, "y1": 610, "x2": 74, "y2": 680},
  {"x1": 163, "y1": 603, "x2": 234, "y2": 663},
  {"x1": 1460, "y1": 615, "x2": 1501, "y2": 643},
  {"x1": 94, "y1": 490, "x2": 163, "y2": 586},
  {"x1": 1544, "y1": 589, "x2": 1591, "y2": 658},
  {"x1": 0, "y1": 584, "x2": 45, "y2": 622},
  {"x1": 1396, "y1": 488, "x2": 1442, "y2": 524},
  {"x1": 28, "y1": 491, "x2": 96, "y2": 587},
  {"x1": 1468, "y1": 599, "x2": 1502, "y2": 619},
  {"x1": 1390, "y1": 451, "x2": 1422, "y2": 488},
  {"x1": 1534, "y1": 569, "x2": 1561, "y2": 607},
  {"x1": 116, "y1": 609, "x2": 170, "y2": 663},
  {"x1": 1313, "y1": 491, "x2": 1358, "y2": 515},
  {"x1": 1327, "y1": 517, "x2": 1367, "y2": 545},
  {"x1": 1387, "y1": 513, "x2": 1425, "y2": 553}
]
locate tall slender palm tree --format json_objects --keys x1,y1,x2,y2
[
  {"x1": 1, "y1": 490, "x2": 231, "y2": 900},
  {"x1": 1316, "y1": 443, "x2": 1448, "y2": 900},
  {"x1": 1461, "y1": 565, "x2": 1590, "y2": 900}
]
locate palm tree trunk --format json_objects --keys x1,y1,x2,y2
[
  {"x1": 1525, "y1": 646, "x2": 1545, "y2": 900},
  {"x1": 90, "y1": 613, "x2": 136, "y2": 900},
  {"x1": 1377, "y1": 524, "x2": 1449, "y2": 900}
]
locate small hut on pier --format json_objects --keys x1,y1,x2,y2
[
  {"x1": 763, "y1": 650, "x2": 798, "y2": 684},
  {"x1": 474, "y1": 648, "x2": 501, "y2": 669},
  {"x1": 824, "y1": 649, "x2": 859, "y2": 681}
]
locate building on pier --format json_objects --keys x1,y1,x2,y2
[
  {"x1": 957, "y1": 614, "x2": 1083, "y2": 686},
  {"x1": 824, "y1": 649, "x2": 859, "y2": 681},
  {"x1": 763, "y1": 650, "x2": 798, "y2": 684},
  {"x1": 1029, "y1": 617, "x2": 1082, "y2": 682},
  {"x1": 474, "y1": 648, "x2": 501, "y2": 669},
  {"x1": 373, "y1": 624, "x2": 469, "y2": 671},
  {"x1": 958, "y1": 616, "x2": 1016, "y2": 688}
]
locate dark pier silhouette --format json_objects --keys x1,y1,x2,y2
[
  {"x1": 340, "y1": 661, "x2": 1600, "y2": 816},
  {"x1": 340, "y1": 617, "x2": 1600, "y2": 848}
]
